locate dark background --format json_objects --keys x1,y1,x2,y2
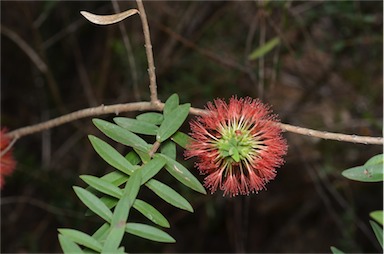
[{"x1": 1, "y1": 1, "x2": 383, "y2": 253}]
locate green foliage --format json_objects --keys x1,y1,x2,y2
[
  {"x1": 341, "y1": 154, "x2": 383, "y2": 182},
  {"x1": 125, "y1": 223, "x2": 175, "y2": 243},
  {"x1": 59, "y1": 94, "x2": 204, "y2": 253},
  {"x1": 369, "y1": 220, "x2": 383, "y2": 249},
  {"x1": 248, "y1": 37, "x2": 280, "y2": 60},
  {"x1": 336, "y1": 154, "x2": 384, "y2": 252},
  {"x1": 157, "y1": 103, "x2": 191, "y2": 142},
  {"x1": 171, "y1": 131, "x2": 193, "y2": 149},
  {"x1": 370, "y1": 211, "x2": 383, "y2": 226},
  {"x1": 330, "y1": 246, "x2": 345, "y2": 254}
]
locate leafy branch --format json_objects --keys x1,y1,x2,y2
[{"x1": 58, "y1": 94, "x2": 205, "y2": 252}]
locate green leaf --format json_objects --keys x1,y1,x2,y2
[
  {"x1": 114, "y1": 117, "x2": 158, "y2": 135},
  {"x1": 58, "y1": 229, "x2": 102, "y2": 252},
  {"x1": 73, "y1": 186, "x2": 112, "y2": 222},
  {"x1": 117, "y1": 247, "x2": 125, "y2": 253},
  {"x1": 81, "y1": 175, "x2": 122, "y2": 199},
  {"x1": 163, "y1": 93, "x2": 179, "y2": 116},
  {"x1": 136, "y1": 112, "x2": 164, "y2": 125},
  {"x1": 93, "y1": 119, "x2": 150, "y2": 152},
  {"x1": 100, "y1": 171, "x2": 130, "y2": 186},
  {"x1": 157, "y1": 103, "x2": 191, "y2": 142},
  {"x1": 58, "y1": 234, "x2": 84, "y2": 254},
  {"x1": 161, "y1": 141, "x2": 177, "y2": 160},
  {"x1": 248, "y1": 37, "x2": 280, "y2": 60},
  {"x1": 158, "y1": 154, "x2": 206, "y2": 194},
  {"x1": 113, "y1": 170, "x2": 142, "y2": 224},
  {"x1": 330, "y1": 246, "x2": 345, "y2": 254},
  {"x1": 85, "y1": 195, "x2": 118, "y2": 217},
  {"x1": 102, "y1": 227, "x2": 125, "y2": 253},
  {"x1": 171, "y1": 131, "x2": 192, "y2": 149},
  {"x1": 103, "y1": 170, "x2": 141, "y2": 252},
  {"x1": 99, "y1": 196, "x2": 118, "y2": 210},
  {"x1": 125, "y1": 151, "x2": 141, "y2": 165},
  {"x1": 341, "y1": 154, "x2": 383, "y2": 182},
  {"x1": 369, "y1": 220, "x2": 383, "y2": 248},
  {"x1": 92, "y1": 223, "x2": 110, "y2": 242},
  {"x1": 370, "y1": 211, "x2": 383, "y2": 225},
  {"x1": 134, "y1": 148, "x2": 151, "y2": 164},
  {"x1": 146, "y1": 179, "x2": 193, "y2": 212},
  {"x1": 125, "y1": 223, "x2": 175, "y2": 243},
  {"x1": 133, "y1": 199, "x2": 170, "y2": 228},
  {"x1": 366, "y1": 154, "x2": 383, "y2": 166},
  {"x1": 89, "y1": 135, "x2": 135, "y2": 175},
  {"x1": 140, "y1": 155, "x2": 166, "y2": 184}
]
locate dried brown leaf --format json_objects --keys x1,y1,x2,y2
[{"x1": 80, "y1": 9, "x2": 139, "y2": 25}]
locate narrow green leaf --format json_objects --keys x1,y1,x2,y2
[
  {"x1": 58, "y1": 229, "x2": 102, "y2": 252},
  {"x1": 93, "y1": 119, "x2": 150, "y2": 152},
  {"x1": 158, "y1": 154, "x2": 206, "y2": 194},
  {"x1": 73, "y1": 186, "x2": 112, "y2": 222},
  {"x1": 140, "y1": 155, "x2": 166, "y2": 184},
  {"x1": 89, "y1": 135, "x2": 135, "y2": 175},
  {"x1": 100, "y1": 196, "x2": 118, "y2": 210},
  {"x1": 370, "y1": 220, "x2": 383, "y2": 248},
  {"x1": 330, "y1": 246, "x2": 345, "y2": 254},
  {"x1": 163, "y1": 94, "x2": 179, "y2": 116},
  {"x1": 370, "y1": 211, "x2": 383, "y2": 225},
  {"x1": 125, "y1": 151, "x2": 141, "y2": 165},
  {"x1": 133, "y1": 199, "x2": 170, "y2": 228},
  {"x1": 342, "y1": 154, "x2": 383, "y2": 182},
  {"x1": 109, "y1": 171, "x2": 141, "y2": 227},
  {"x1": 146, "y1": 179, "x2": 193, "y2": 212},
  {"x1": 58, "y1": 234, "x2": 84, "y2": 254},
  {"x1": 100, "y1": 171, "x2": 130, "y2": 186},
  {"x1": 92, "y1": 223, "x2": 110, "y2": 242},
  {"x1": 134, "y1": 148, "x2": 151, "y2": 164},
  {"x1": 96, "y1": 197, "x2": 170, "y2": 228},
  {"x1": 103, "y1": 171, "x2": 142, "y2": 252},
  {"x1": 365, "y1": 154, "x2": 383, "y2": 166},
  {"x1": 102, "y1": 227, "x2": 125, "y2": 253},
  {"x1": 80, "y1": 175, "x2": 122, "y2": 199},
  {"x1": 85, "y1": 195, "x2": 118, "y2": 217},
  {"x1": 248, "y1": 37, "x2": 280, "y2": 60},
  {"x1": 136, "y1": 112, "x2": 164, "y2": 125},
  {"x1": 157, "y1": 103, "x2": 191, "y2": 142},
  {"x1": 114, "y1": 117, "x2": 158, "y2": 135},
  {"x1": 171, "y1": 131, "x2": 192, "y2": 149},
  {"x1": 161, "y1": 141, "x2": 176, "y2": 160},
  {"x1": 125, "y1": 223, "x2": 175, "y2": 243}
]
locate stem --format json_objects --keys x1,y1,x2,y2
[
  {"x1": 5, "y1": 103, "x2": 383, "y2": 145},
  {"x1": 136, "y1": 0, "x2": 159, "y2": 104},
  {"x1": 149, "y1": 141, "x2": 161, "y2": 158}
]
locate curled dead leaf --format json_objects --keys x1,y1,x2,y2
[{"x1": 80, "y1": 9, "x2": 139, "y2": 25}]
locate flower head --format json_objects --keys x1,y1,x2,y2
[
  {"x1": 185, "y1": 97, "x2": 287, "y2": 197},
  {"x1": 1, "y1": 128, "x2": 16, "y2": 188}
]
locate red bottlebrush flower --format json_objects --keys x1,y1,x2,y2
[
  {"x1": 185, "y1": 97, "x2": 287, "y2": 197},
  {"x1": 0, "y1": 128, "x2": 16, "y2": 188}
]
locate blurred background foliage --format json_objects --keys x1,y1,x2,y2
[{"x1": 1, "y1": 1, "x2": 382, "y2": 253}]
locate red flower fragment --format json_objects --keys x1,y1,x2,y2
[
  {"x1": 185, "y1": 97, "x2": 287, "y2": 197},
  {"x1": 0, "y1": 128, "x2": 16, "y2": 188}
]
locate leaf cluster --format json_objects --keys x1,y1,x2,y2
[
  {"x1": 58, "y1": 94, "x2": 206, "y2": 253},
  {"x1": 331, "y1": 154, "x2": 383, "y2": 253}
]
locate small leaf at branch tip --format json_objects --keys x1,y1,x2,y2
[{"x1": 80, "y1": 9, "x2": 139, "y2": 25}]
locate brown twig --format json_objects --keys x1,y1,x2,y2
[
  {"x1": 5, "y1": 103, "x2": 383, "y2": 145},
  {"x1": 136, "y1": 0, "x2": 158, "y2": 104}
]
